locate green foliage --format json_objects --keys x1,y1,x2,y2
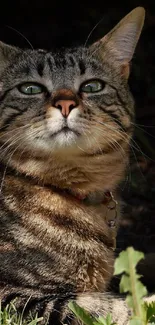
[
  {"x1": 68, "y1": 301, "x2": 116, "y2": 325},
  {"x1": 0, "y1": 300, "x2": 43, "y2": 325},
  {"x1": 114, "y1": 247, "x2": 147, "y2": 324},
  {"x1": 144, "y1": 302, "x2": 155, "y2": 323},
  {"x1": 69, "y1": 247, "x2": 155, "y2": 325}
]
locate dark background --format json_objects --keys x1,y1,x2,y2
[{"x1": 1, "y1": 0, "x2": 155, "y2": 290}]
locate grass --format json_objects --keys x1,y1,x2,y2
[{"x1": 0, "y1": 300, "x2": 43, "y2": 325}]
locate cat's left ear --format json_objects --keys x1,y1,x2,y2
[
  {"x1": 90, "y1": 7, "x2": 145, "y2": 79},
  {"x1": 0, "y1": 41, "x2": 20, "y2": 73}
]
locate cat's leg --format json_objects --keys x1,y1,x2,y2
[{"x1": 1, "y1": 286, "x2": 155, "y2": 325}]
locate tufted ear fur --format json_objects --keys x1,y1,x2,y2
[
  {"x1": 0, "y1": 41, "x2": 20, "y2": 73},
  {"x1": 90, "y1": 7, "x2": 145, "y2": 78}
]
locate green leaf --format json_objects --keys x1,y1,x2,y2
[
  {"x1": 106, "y1": 314, "x2": 112, "y2": 325},
  {"x1": 144, "y1": 301, "x2": 155, "y2": 322},
  {"x1": 94, "y1": 315, "x2": 107, "y2": 325},
  {"x1": 95, "y1": 314, "x2": 115, "y2": 325},
  {"x1": 114, "y1": 247, "x2": 144, "y2": 276},
  {"x1": 114, "y1": 247, "x2": 148, "y2": 324},
  {"x1": 68, "y1": 301, "x2": 95, "y2": 325},
  {"x1": 119, "y1": 274, "x2": 131, "y2": 293},
  {"x1": 120, "y1": 275, "x2": 147, "y2": 301},
  {"x1": 27, "y1": 317, "x2": 43, "y2": 325},
  {"x1": 105, "y1": 313, "x2": 117, "y2": 325},
  {"x1": 129, "y1": 318, "x2": 143, "y2": 325},
  {"x1": 114, "y1": 247, "x2": 147, "y2": 320},
  {"x1": 68, "y1": 303, "x2": 116, "y2": 325}
]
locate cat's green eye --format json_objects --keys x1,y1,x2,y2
[
  {"x1": 80, "y1": 79, "x2": 104, "y2": 93},
  {"x1": 18, "y1": 83, "x2": 44, "y2": 95}
]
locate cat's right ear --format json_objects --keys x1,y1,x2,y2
[
  {"x1": 0, "y1": 41, "x2": 20, "y2": 72},
  {"x1": 90, "y1": 7, "x2": 145, "y2": 79}
]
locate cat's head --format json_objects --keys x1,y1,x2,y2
[{"x1": 0, "y1": 7, "x2": 145, "y2": 164}]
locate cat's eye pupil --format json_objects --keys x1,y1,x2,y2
[
  {"x1": 80, "y1": 80, "x2": 104, "y2": 93},
  {"x1": 18, "y1": 83, "x2": 43, "y2": 95}
]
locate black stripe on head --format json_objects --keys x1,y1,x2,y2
[
  {"x1": 79, "y1": 59, "x2": 86, "y2": 75},
  {"x1": 110, "y1": 84, "x2": 134, "y2": 120},
  {"x1": 0, "y1": 90, "x2": 11, "y2": 103},
  {"x1": 68, "y1": 55, "x2": 76, "y2": 68},
  {"x1": 3, "y1": 104, "x2": 26, "y2": 112},
  {"x1": 20, "y1": 65, "x2": 30, "y2": 75},
  {"x1": 55, "y1": 55, "x2": 66, "y2": 70},
  {"x1": 89, "y1": 60, "x2": 100, "y2": 71},
  {"x1": 37, "y1": 62, "x2": 45, "y2": 77},
  {"x1": 116, "y1": 89, "x2": 134, "y2": 119}
]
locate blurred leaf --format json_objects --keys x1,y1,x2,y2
[{"x1": 114, "y1": 247, "x2": 144, "y2": 276}]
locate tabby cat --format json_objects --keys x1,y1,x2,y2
[{"x1": 0, "y1": 7, "x2": 148, "y2": 325}]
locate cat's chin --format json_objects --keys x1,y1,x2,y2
[{"x1": 49, "y1": 128, "x2": 80, "y2": 148}]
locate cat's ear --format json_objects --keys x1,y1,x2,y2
[
  {"x1": 0, "y1": 41, "x2": 20, "y2": 72},
  {"x1": 90, "y1": 7, "x2": 145, "y2": 78}
]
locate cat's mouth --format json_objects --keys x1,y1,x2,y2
[
  {"x1": 51, "y1": 126, "x2": 80, "y2": 137},
  {"x1": 46, "y1": 125, "x2": 82, "y2": 148}
]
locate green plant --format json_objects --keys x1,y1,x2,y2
[
  {"x1": 0, "y1": 299, "x2": 43, "y2": 325},
  {"x1": 68, "y1": 301, "x2": 116, "y2": 325},
  {"x1": 69, "y1": 247, "x2": 155, "y2": 325}
]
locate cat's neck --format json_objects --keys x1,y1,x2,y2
[{"x1": 1, "y1": 147, "x2": 128, "y2": 196}]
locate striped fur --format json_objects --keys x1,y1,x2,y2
[{"x1": 0, "y1": 7, "x2": 147, "y2": 325}]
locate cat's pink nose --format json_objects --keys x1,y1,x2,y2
[{"x1": 54, "y1": 99, "x2": 77, "y2": 117}]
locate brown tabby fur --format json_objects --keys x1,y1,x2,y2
[{"x1": 0, "y1": 7, "x2": 147, "y2": 325}]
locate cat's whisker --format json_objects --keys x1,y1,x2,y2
[
  {"x1": 91, "y1": 125, "x2": 132, "y2": 185},
  {"x1": 0, "y1": 141, "x2": 25, "y2": 193},
  {"x1": 0, "y1": 127, "x2": 41, "y2": 158},
  {"x1": 93, "y1": 122, "x2": 137, "y2": 179},
  {"x1": 6, "y1": 25, "x2": 34, "y2": 49},
  {"x1": 96, "y1": 120, "x2": 130, "y2": 141},
  {"x1": 100, "y1": 116, "x2": 151, "y2": 156},
  {"x1": 96, "y1": 121, "x2": 137, "y2": 153},
  {"x1": 90, "y1": 124, "x2": 127, "y2": 160},
  {"x1": 0, "y1": 129, "x2": 43, "y2": 191},
  {"x1": 83, "y1": 15, "x2": 106, "y2": 48},
  {"x1": 131, "y1": 121, "x2": 155, "y2": 129},
  {"x1": 0, "y1": 134, "x2": 27, "y2": 156},
  {"x1": 0, "y1": 122, "x2": 34, "y2": 139},
  {"x1": 130, "y1": 136, "x2": 155, "y2": 161},
  {"x1": 97, "y1": 121, "x2": 147, "y2": 180},
  {"x1": 82, "y1": 125, "x2": 105, "y2": 154},
  {"x1": 88, "y1": 132, "x2": 107, "y2": 155},
  {"x1": 83, "y1": 128, "x2": 97, "y2": 151},
  {"x1": 96, "y1": 116, "x2": 152, "y2": 160}
]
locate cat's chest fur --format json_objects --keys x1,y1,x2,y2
[{"x1": 0, "y1": 171, "x2": 115, "y2": 292}]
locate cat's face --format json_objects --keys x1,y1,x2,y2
[
  {"x1": 0, "y1": 47, "x2": 133, "y2": 156},
  {"x1": 0, "y1": 7, "x2": 145, "y2": 162}
]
